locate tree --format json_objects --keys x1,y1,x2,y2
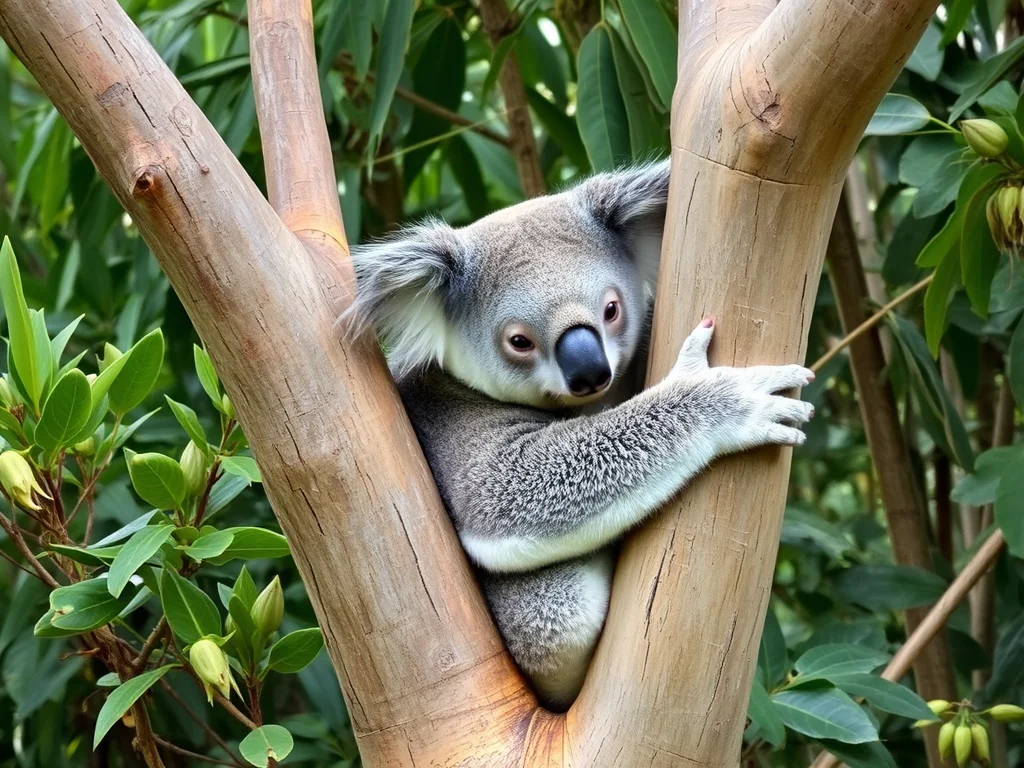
[{"x1": 0, "y1": 0, "x2": 1007, "y2": 765}]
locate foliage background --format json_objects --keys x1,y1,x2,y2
[{"x1": 1, "y1": 0, "x2": 1023, "y2": 766}]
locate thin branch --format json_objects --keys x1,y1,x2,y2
[
  {"x1": 810, "y1": 530, "x2": 1008, "y2": 768},
  {"x1": 154, "y1": 737, "x2": 238, "y2": 767},
  {"x1": 811, "y1": 274, "x2": 933, "y2": 373},
  {"x1": 477, "y1": 0, "x2": 546, "y2": 197},
  {"x1": 133, "y1": 617, "x2": 168, "y2": 673},
  {"x1": 158, "y1": 680, "x2": 246, "y2": 767},
  {"x1": 0, "y1": 511, "x2": 60, "y2": 589},
  {"x1": 394, "y1": 84, "x2": 511, "y2": 148}
]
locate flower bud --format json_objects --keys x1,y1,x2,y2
[
  {"x1": 179, "y1": 441, "x2": 207, "y2": 496},
  {"x1": 954, "y1": 723, "x2": 973, "y2": 767},
  {"x1": 971, "y1": 722, "x2": 990, "y2": 763},
  {"x1": 252, "y1": 576, "x2": 284, "y2": 639},
  {"x1": 0, "y1": 451, "x2": 49, "y2": 510},
  {"x1": 189, "y1": 638, "x2": 234, "y2": 704},
  {"x1": 999, "y1": 185, "x2": 1021, "y2": 241},
  {"x1": 86, "y1": 373, "x2": 97, "y2": 385},
  {"x1": 987, "y1": 194, "x2": 1007, "y2": 250},
  {"x1": 72, "y1": 437, "x2": 96, "y2": 457},
  {"x1": 962, "y1": 119, "x2": 1009, "y2": 157},
  {"x1": 988, "y1": 703, "x2": 1024, "y2": 721},
  {"x1": 98, "y1": 343, "x2": 122, "y2": 373},
  {"x1": 0, "y1": 378, "x2": 15, "y2": 407},
  {"x1": 939, "y1": 721, "x2": 956, "y2": 759},
  {"x1": 221, "y1": 393, "x2": 235, "y2": 420},
  {"x1": 928, "y1": 699, "x2": 953, "y2": 717}
]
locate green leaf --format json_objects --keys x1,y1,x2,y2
[
  {"x1": 482, "y1": 29, "x2": 521, "y2": 104},
  {"x1": 617, "y1": 0, "x2": 677, "y2": 109},
  {"x1": 829, "y1": 673, "x2": 935, "y2": 720},
  {"x1": 792, "y1": 644, "x2": 890, "y2": 680},
  {"x1": 525, "y1": 88, "x2": 590, "y2": 172},
  {"x1": 159, "y1": 567, "x2": 222, "y2": 645},
  {"x1": 45, "y1": 543, "x2": 123, "y2": 566},
  {"x1": 268, "y1": 628, "x2": 324, "y2": 674},
  {"x1": 107, "y1": 524, "x2": 174, "y2": 598},
  {"x1": 864, "y1": 94, "x2": 931, "y2": 135},
  {"x1": 608, "y1": 25, "x2": 667, "y2": 157},
  {"x1": 206, "y1": 527, "x2": 290, "y2": 565},
  {"x1": 239, "y1": 725, "x2": 294, "y2": 767},
  {"x1": 90, "y1": 510, "x2": 160, "y2": 549},
  {"x1": 833, "y1": 564, "x2": 947, "y2": 611},
  {"x1": 1011, "y1": 322, "x2": 1024, "y2": 409},
  {"x1": 45, "y1": 578, "x2": 137, "y2": 633},
  {"x1": 996, "y1": 450, "x2": 1024, "y2": 558},
  {"x1": 108, "y1": 329, "x2": 164, "y2": 416},
  {"x1": 747, "y1": 679, "x2": 785, "y2": 747},
  {"x1": 905, "y1": 21, "x2": 944, "y2": 81},
  {"x1": 319, "y1": 0, "x2": 372, "y2": 82},
  {"x1": 35, "y1": 369, "x2": 91, "y2": 454},
  {"x1": 576, "y1": 26, "x2": 631, "y2": 172},
  {"x1": 182, "y1": 530, "x2": 234, "y2": 561},
  {"x1": 960, "y1": 185, "x2": 1001, "y2": 317},
  {"x1": 772, "y1": 688, "x2": 878, "y2": 744},
  {"x1": 923, "y1": 246, "x2": 960, "y2": 356},
  {"x1": 234, "y1": 565, "x2": 258, "y2": 610},
  {"x1": 0, "y1": 237, "x2": 43, "y2": 406},
  {"x1": 953, "y1": 445, "x2": 1019, "y2": 505},
  {"x1": 941, "y1": 0, "x2": 976, "y2": 46},
  {"x1": 228, "y1": 593, "x2": 260, "y2": 664},
  {"x1": 71, "y1": 350, "x2": 131, "y2": 444},
  {"x1": 446, "y1": 135, "x2": 491, "y2": 219},
  {"x1": 949, "y1": 36, "x2": 1024, "y2": 122},
  {"x1": 819, "y1": 740, "x2": 898, "y2": 768},
  {"x1": 900, "y1": 134, "x2": 961, "y2": 188},
  {"x1": 164, "y1": 396, "x2": 210, "y2": 456},
  {"x1": 126, "y1": 451, "x2": 187, "y2": 510},
  {"x1": 757, "y1": 605, "x2": 788, "y2": 688},
  {"x1": 204, "y1": 472, "x2": 250, "y2": 523},
  {"x1": 49, "y1": 315, "x2": 83, "y2": 371},
  {"x1": 221, "y1": 456, "x2": 262, "y2": 484},
  {"x1": 93, "y1": 665, "x2": 178, "y2": 747},
  {"x1": 193, "y1": 345, "x2": 221, "y2": 407},
  {"x1": 366, "y1": 0, "x2": 414, "y2": 161}
]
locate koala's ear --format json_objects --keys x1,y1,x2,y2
[
  {"x1": 577, "y1": 159, "x2": 670, "y2": 294},
  {"x1": 344, "y1": 220, "x2": 472, "y2": 374},
  {"x1": 578, "y1": 159, "x2": 671, "y2": 233}
]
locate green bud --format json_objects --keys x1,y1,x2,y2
[
  {"x1": 221, "y1": 393, "x2": 235, "y2": 420},
  {"x1": 72, "y1": 437, "x2": 96, "y2": 457},
  {"x1": 179, "y1": 441, "x2": 207, "y2": 496},
  {"x1": 987, "y1": 194, "x2": 1007, "y2": 250},
  {"x1": 98, "y1": 343, "x2": 123, "y2": 373},
  {"x1": 962, "y1": 118, "x2": 1009, "y2": 157},
  {"x1": 0, "y1": 451, "x2": 49, "y2": 510},
  {"x1": 189, "y1": 638, "x2": 234, "y2": 704},
  {"x1": 971, "y1": 722, "x2": 990, "y2": 763},
  {"x1": 988, "y1": 703, "x2": 1024, "y2": 722},
  {"x1": 0, "y1": 378, "x2": 15, "y2": 407},
  {"x1": 927, "y1": 699, "x2": 953, "y2": 717},
  {"x1": 939, "y1": 721, "x2": 956, "y2": 760},
  {"x1": 252, "y1": 576, "x2": 284, "y2": 639},
  {"x1": 999, "y1": 185, "x2": 1021, "y2": 242},
  {"x1": 954, "y1": 723, "x2": 973, "y2": 767}
]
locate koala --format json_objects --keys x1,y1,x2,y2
[{"x1": 347, "y1": 160, "x2": 814, "y2": 711}]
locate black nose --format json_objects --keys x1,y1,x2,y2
[{"x1": 555, "y1": 326, "x2": 612, "y2": 396}]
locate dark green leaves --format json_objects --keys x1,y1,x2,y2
[
  {"x1": 617, "y1": 0, "x2": 677, "y2": 109},
  {"x1": 949, "y1": 36, "x2": 1024, "y2": 121},
  {"x1": 94, "y1": 665, "x2": 178, "y2": 747},
  {"x1": 35, "y1": 369, "x2": 91, "y2": 454},
  {"x1": 864, "y1": 94, "x2": 931, "y2": 135},
  {"x1": 792, "y1": 644, "x2": 889, "y2": 680},
  {"x1": 239, "y1": 724, "x2": 294, "y2": 767},
  {"x1": 366, "y1": 0, "x2": 414, "y2": 161},
  {"x1": 833, "y1": 563, "x2": 948, "y2": 611},
  {"x1": 576, "y1": 27, "x2": 630, "y2": 172},
  {"x1": 108, "y1": 329, "x2": 164, "y2": 416},
  {"x1": 206, "y1": 527, "x2": 290, "y2": 565},
  {"x1": 267, "y1": 628, "x2": 324, "y2": 674},
  {"x1": 748, "y1": 679, "x2": 785, "y2": 747},
  {"x1": 996, "y1": 450, "x2": 1024, "y2": 558},
  {"x1": 159, "y1": 567, "x2": 221, "y2": 645},
  {"x1": 772, "y1": 689, "x2": 877, "y2": 744},
  {"x1": 38, "y1": 578, "x2": 137, "y2": 635}
]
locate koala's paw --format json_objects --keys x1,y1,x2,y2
[{"x1": 670, "y1": 318, "x2": 815, "y2": 451}]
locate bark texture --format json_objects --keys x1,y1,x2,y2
[{"x1": 0, "y1": 0, "x2": 938, "y2": 764}]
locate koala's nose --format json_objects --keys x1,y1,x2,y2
[{"x1": 555, "y1": 326, "x2": 612, "y2": 396}]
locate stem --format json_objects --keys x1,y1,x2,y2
[
  {"x1": 133, "y1": 617, "x2": 168, "y2": 673},
  {"x1": 153, "y1": 737, "x2": 239, "y2": 767},
  {"x1": 811, "y1": 273, "x2": 933, "y2": 372},
  {"x1": 158, "y1": 680, "x2": 247, "y2": 766},
  {"x1": 0, "y1": 511, "x2": 60, "y2": 588}
]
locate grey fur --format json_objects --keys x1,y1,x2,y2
[{"x1": 349, "y1": 160, "x2": 814, "y2": 711}]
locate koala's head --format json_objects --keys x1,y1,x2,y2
[{"x1": 347, "y1": 161, "x2": 670, "y2": 408}]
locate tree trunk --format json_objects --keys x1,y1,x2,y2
[{"x1": 0, "y1": 0, "x2": 937, "y2": 764}]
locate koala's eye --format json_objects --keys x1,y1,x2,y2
[
  {"x1": 604, "y1": 301, "x2": 620, "y2": 323},
  {"x1": 509, "y1": 334, "x2": 535, "y2": 351}
]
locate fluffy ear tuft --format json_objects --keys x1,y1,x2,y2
[
  {"x1": 342, "y1": 219, "x2": 471, "y2": 375},
  {"x1": 576, "y1": 159, "x2": 671, "y2": 295}
]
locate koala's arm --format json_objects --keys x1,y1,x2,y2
[{"x1": 450, "y1": 321, "x2": 814, "y2": 573}]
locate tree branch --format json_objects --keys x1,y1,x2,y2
[
  {"x1": 826, "y1": 188, "x2": 955, "y2": 768},
  {"x1": 477, "y1": 0, "x2": 546, "y2": 197}
]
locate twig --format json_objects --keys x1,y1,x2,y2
[
  {"x1": 133, "y1": 617, "x2": 168, "y2": 673},
  {"x1": 395, "y1": 84, "x2": 511, "y2": 147},
  {"x1": 811, "y1": 274, "x2": 933, "y2": 373},
  {"x1": 0, "y1": 511, "x2": 60, "y2": 589},
  {"x1": 809, "y1": 530, "x2": 1007, "y2": 768},
  {"x1": 154, "y1": 736, "x2": 240, "y2": 767},
  {"x1": 158, "y1": 680, "x2": 247, "y2": 766}
]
